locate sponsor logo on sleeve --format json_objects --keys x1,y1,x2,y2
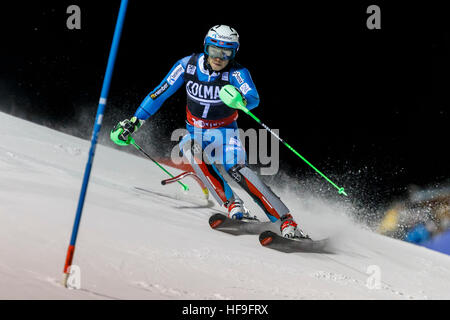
[
  {"x1": 150, "y1": 82, "x2": 169, "y2": 99},
  {"x1": 167, "y1": 64, "x2": 184, "y2": 85},
  {"x1": 239, "y1": 83, "x2": 251, "y2": 95},
  {"x1": 232, "y1": 71, "x2": 244, "y2": 84}
]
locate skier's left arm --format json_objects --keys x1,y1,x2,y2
[{"x1": 229, "y1": 68, "x2": 260, "y2": 111}]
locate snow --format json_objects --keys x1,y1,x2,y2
[{"x1": 1, "y1": 111, "x2": 450, "y2": 300}]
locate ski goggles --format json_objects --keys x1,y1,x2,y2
[{"x1": 206, "y1": 45, "x2": 235, "y2": 60}]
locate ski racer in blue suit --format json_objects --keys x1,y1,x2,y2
[{"x1": 111, "y1": 25, "x2": 309, "y2": 239}]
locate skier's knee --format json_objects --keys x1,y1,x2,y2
[
  {"x1": 228, "y1": 164, "x2": 247, "y2": 183},
  {"x1": 181, "y1": 138, "x2": 205, "y2": 162}
]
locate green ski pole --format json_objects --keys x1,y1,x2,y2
[
  {"x1": 219, "y1": 85, "x2": 347, "y2": 197},
  {"x1": 130, "y1": 139, "x2": 189, "y2": 191}
]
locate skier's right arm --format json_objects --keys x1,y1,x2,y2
[{"x1": 110, "y1": 55, "x2": 191, "y2": 146}]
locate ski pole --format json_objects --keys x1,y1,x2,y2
[
  {"x1": 161, "y1": 171, "x2": 209, "y2": 199},
  {"x1": 63, "y1": 0, "x2": 129, "y2": 288},
  {"x1": 130, "y1": 138, "x2": 189, "y2": 191},
  {"x1": 219, "y1": 85, "x2": 347, "y2": 197}
]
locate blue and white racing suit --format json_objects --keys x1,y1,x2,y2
[{"x1": 134, "y1": 53, "x2": 290, "y2": 222}]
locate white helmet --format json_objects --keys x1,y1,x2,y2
[{"x1": 204, "y1": 25, "x2": 240, "y2": 60}]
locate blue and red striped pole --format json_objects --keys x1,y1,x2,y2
[{"x1": 63, "y1": 0, "x2": 129, "y2": 287}]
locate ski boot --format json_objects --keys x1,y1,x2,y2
[
  {"x1": 227, "y1": 199, "x2": 257, "y2": 221},
  {"x1": 280, "y1": 214, "x2": 311, "y2": 240}
]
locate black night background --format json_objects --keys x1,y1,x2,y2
[{"x1": 0, "y1": 1, "x2": 448, "y2": 214}]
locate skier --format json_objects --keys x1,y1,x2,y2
[{"x1": 110, "y1": 25, "x2": 308, "y2": 239}]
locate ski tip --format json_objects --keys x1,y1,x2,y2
[
  {"x1": 210, "y1": 219, "x2": 223, "y2": 229},
  {"x1": 209, "y1": 213, "x2": 226, "y2": 229},
  {"x1": 259, "y1": 231, "x2": 275, "y2": 246}
]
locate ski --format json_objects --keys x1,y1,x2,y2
[
  {"x1": 209, "y1": 213, "x2": 275, "y2": 236},
  {"x1": 259, "y1": 231, "x2": 330, "y2": 253}
]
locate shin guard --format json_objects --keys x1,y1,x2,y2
[
  {"x1": 181, "y1": 139, "x2": 234, "y2": 205},
  {"x1": 229, "y1": 164, "x2": 289, "y2": 222}
]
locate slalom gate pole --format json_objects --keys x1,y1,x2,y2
[
  {"x1": 219, "y1": 85, "x2": 347, "y2": 197},
  {"x1": 130, "y1": 139, "x2": 189, "y2": 191},
  {"x1": 63, "y1": 0, "x2": 129, "y2": 287}
]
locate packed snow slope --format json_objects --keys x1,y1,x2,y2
[{"x1": 1, "y1": 111, "x2": 450, "y2": 300}]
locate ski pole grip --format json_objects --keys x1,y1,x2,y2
[{"x1": 219, "y1": 85, "x2": 249, "y2": 113}]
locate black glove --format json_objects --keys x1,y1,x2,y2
[{"x1": 110, "y1": 116, "x2": 144, "y2": 146}]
